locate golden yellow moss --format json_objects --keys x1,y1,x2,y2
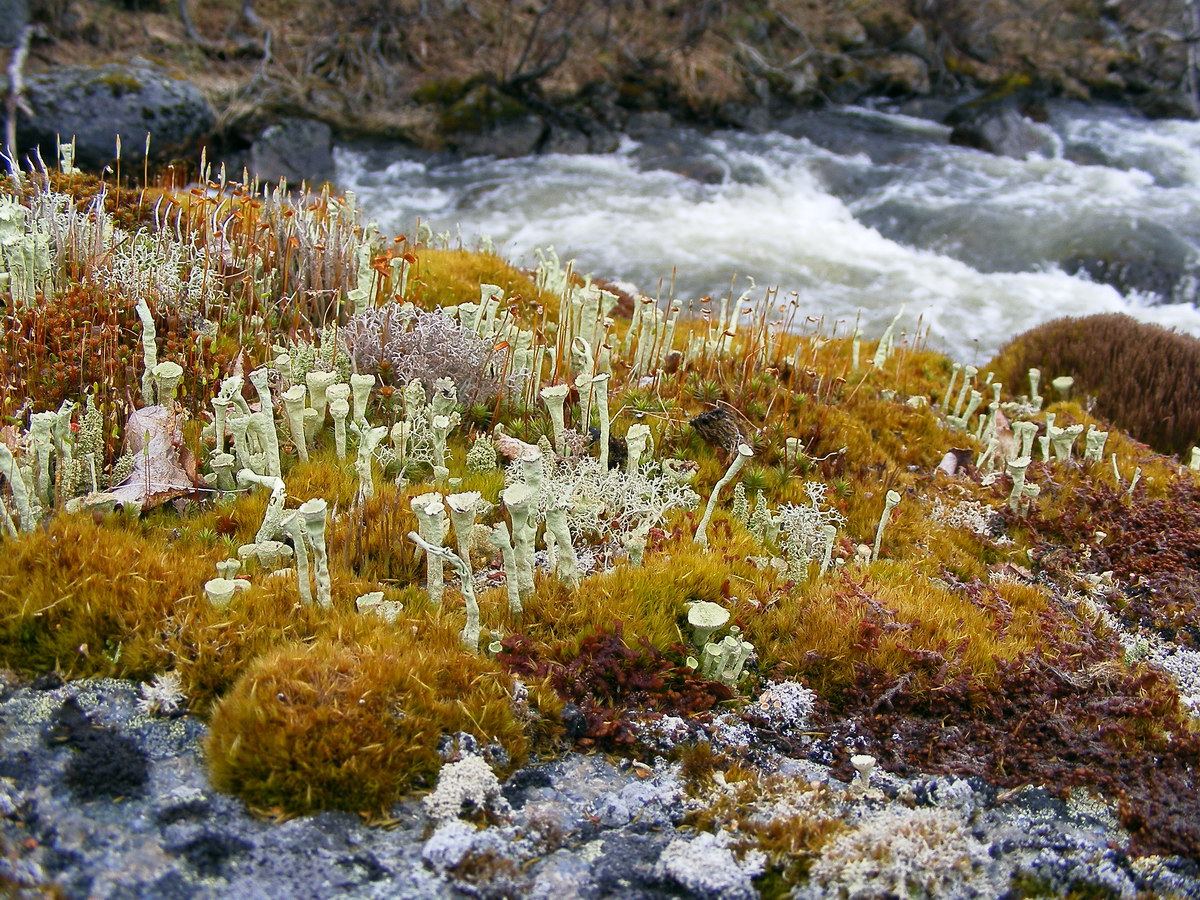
[
  {"x1": 205, "y1": 627, "x2": 528, "y2": 815},
  {"x1": 0, "y1": 514, "x2": 216, "y2": 680},
  {"x1": 410, "y1": 248, "x2": 561, "y2": 317},
  {"x1": 753, "y1": 566, "x2": 1054, "y2": 697}
]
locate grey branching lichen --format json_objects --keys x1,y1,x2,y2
[
  {"x1": 342, "y1": 303, "x2": 506, "y2": 405},
  {"x1": 506, "y1": 453, "x2": 700, "y2": 544},
  {"x1": 776, "y1": 482, "x2": 845, "y2": 581}
]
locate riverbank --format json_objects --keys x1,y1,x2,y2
[{"x1": 7, "y1": 0, "x2": 1200, "y2": 175}]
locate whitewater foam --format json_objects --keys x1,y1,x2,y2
[{"x1": 335, "y1": 104, "x2": 1200, "y2": 362}]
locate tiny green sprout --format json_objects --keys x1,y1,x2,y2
[
  {"x1": 741, "y1": 466, "x2": 769, "y2": 495},
  {"x1": 690, "y1": 377, "x2": 723, "y2": 405}
]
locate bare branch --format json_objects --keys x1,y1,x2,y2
[{"x1": 4, "y1": 25, "x2": 34, "y2": 176}]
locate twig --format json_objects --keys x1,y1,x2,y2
[{"x1": 4, "y1": 25, "x2": 33, "y2": 177}]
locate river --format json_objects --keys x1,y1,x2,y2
[{"x1": 336, "y1": 102, "x2": 1200, "y2": 363}]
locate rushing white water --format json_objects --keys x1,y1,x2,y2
[{"x1": 336, "y1": 102, "x2": 1200, "y2": 362}]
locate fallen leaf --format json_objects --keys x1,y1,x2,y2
[{"x1": 110, "y1": 406, "x2": 196, "y2": 510}]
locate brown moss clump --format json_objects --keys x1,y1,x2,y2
[
  {"x1": 1018, "y1": 472, "x2": 1200, "y2": 646},
  {"x1": 987, "y1": 313, "x2": 1200, "y2": 457},
  {"x1": 818, "y1": 617, "x2": 1200, "y2": 859},
  {"x1": 0, "y1": 278, "x2": 245, "y2": 426},
  {"x1": 206, "y1": 631, "x2": 528, "y2": 816},
  {"x1": 500, "y1": 623, "x2": 732, "y2": 751}
]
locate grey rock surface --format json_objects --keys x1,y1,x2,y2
[
  {"x1": 0, "y1": 677, "x2": 1198, "y2": 899},
  {"x1": 947, "y1": 97, "x2": 1058, "y2": 159},
  {"x1": 16, "y1": 62, "x2": 214, "y2": 169},
  {"x1": 249, "y1": 118, "x2": 335, "y2": 186},
  {"x1": 452, "y1": 115, "x2": 545, "y2": 159}
]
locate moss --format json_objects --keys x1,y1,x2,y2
[
  {"x1": 206, "y1": 628, "x2": 527, "y2": 815},
  {"x1": 95, "y1": 70, "x2": 146, "y2": 97},
  {"x1": 1007, "y1": 873, "x2": 1129, "y2": 900},
  {"x1": 411, "y1": 76, "x2": 473, "y2": 106},
  {"x1": 0, "y1": 514, "x2": 215, "y2": 681},
  {"x1": 5, "y1": 167, "x2": 1200, "y2": 845},
  {"x1": 682, "y1": 768, "x2": 849, "y2": 894},
  {"x1": 437, "y1": 80, "x2": 530, "y2": 134},
  {"x1": 988, "y1": 313, "x2": 1200, "y2": 457},
  {"x1": 754, "y1": 567, "x2": 1052, "y2": 698},
  {"x1": 517, "y1": 532, "x2": 742, "y2": 653},
  {"x1": 410, "y1": 248, "x2": 562, "y2": 318}
]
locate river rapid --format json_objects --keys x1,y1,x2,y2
[{"x1": 336, "y1": 102, "x2": 1200, "y2": 363}]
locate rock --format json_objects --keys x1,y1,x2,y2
[
  {"x1": 1136, "y1": 90, "x2": 1198, "y2": 120},
  {"x1": 896, "y1": 96, "x2": 958, "y2": 122},
  {"x1": 825, "y1": 11, "x2": 867, "y2": 49},
  {"x1": 0, "y1": 0, "x2": 29, "y2": 49},
  {"x1": 1057, "y1": 217, "x2": 1198, "y2": 303},
  {"x1": 528, "y1": 849, "x2": 591, "y2": 900},
  {"x1": 633, "y1": 131, "x2": 728, "y2": 184},
  {"x1": 585, "y1": 126, "x2": 621, "y2": 154},
  {"x1": 777, "y1": 107, "x2": 949, "y2": 166},
  {"x1": 946, "y1": 92, "x2": 1057, "y2": 159},
  {"x1": 452, "y1": 114, "x2": 544, "y2": 158},
  {"x1": 17, "y1": 62, "x2": 214, "y2": 170},
  {"x1": 249, "y1": 118, "x2": 335, "y2": 186},
  {"x1": 823, "y1": 65, "x2": 873, "y2": 105},
  {"x1": 717, "y1": 102, "x2": 771, "y2": 133},
  {"x1": 541, "y1": 126, "x2": 589, "y2": 155},
  {"x1": 893, "y1": 23, "x2": 933, "y2": 64},
  {"x1": 624, "y1": 110, "x2": 675, "y2": 137},
  {"x1": 656, "y1": 831, "x2": 764, "y2": 900},
  {"x1": 541, "y1": 124, "x2": 620, "y2": 156},
  {"x1": 868, "y1": 53, "x2": 931, "y2": 97}
]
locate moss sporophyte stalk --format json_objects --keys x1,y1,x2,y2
[{"x1": 4, "y1": 166, "x2": 1200, "y2": 881}]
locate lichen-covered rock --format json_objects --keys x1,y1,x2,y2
[
  {"x1": 17, "y1": 62, "x2": 214, "y2": 169},
  {"x1": 798, "y1": 806, "x2": 1001, "y2": 900},
  {"x1": 655, "y1": 831, "x2": 765, "y2": 900},
  {"x1": 422, "y1": 754, "x2": 509, "y2": 824}
]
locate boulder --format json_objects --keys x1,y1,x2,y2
[
  {"x1": 868, "y1": 53, "x2": 931, "y2": 97},
  {"x1": 716, "y1": 102, "x2": 772, "y2": 133},
  {"x1": 825, "y1": 11, "x2": 867, "y2": 49},
  {"x1": 249, "y1": 118, "x2": 335, "y2": 186},
  {"x1": 541, "y1": 125, "x2": 620, "y2": 156},
  {"x1": 451, "y1": 115, "x2": 544, "y2": 159},
  {"x1": 1136, "y1": 90, "x2": 1198, "y2": 120},
  {"x1": 633, "y1": 131, "x2": 728, "y2": 184},
  {"x1": 893, "y1": 23, "x2": 933, "y2": 65},
  {"x1": 946, "y1": 93, "x2": 1056, "y2": 159},
  {"x1": 1057, "y1": 217, "x2": 1198, "y2": 303},
  {"x1": 17, "y1": 62, "x2": 214, "y2": 170}
]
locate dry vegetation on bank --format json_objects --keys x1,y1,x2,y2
[{"x1": 15, "y1": 0, "x2": 1200, "y2": 149}]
